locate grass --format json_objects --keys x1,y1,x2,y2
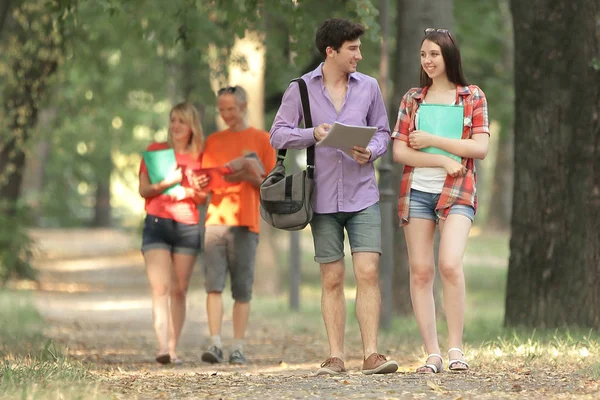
[
  {"x1": 252, "y1": 230, "x2": 600, "y2": 376},
  {"x1": 0, "y1": 290, "x2": 106, "y2": 400}
]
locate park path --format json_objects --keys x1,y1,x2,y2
[{"x1": 28, "y1": 229, "x2": 600, "y2": 399}]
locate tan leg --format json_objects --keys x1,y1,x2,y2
[
  {"x1": 320, "y1": 260, "x2": 346, "y2": 359},
  {"x1": 232, "y1": 301, "x2": 250, "y2": 340},
  {"x1": 206, "y1": 291, "x2": 223, "y2": 337},
  {"x1": 404, "y1": 218, "x2": 441, "y2": 368},
  {"x1": 352, "y1": 252, "x2": 381, "y2": 357},
  {"x1": 167, "y1": 252, "x2": 196, "y2": 359},
  {"x1": 144, "y1": 249, "x2": 172, "y2": 357},
  {"x1": 438, "y1": 214, "x2": 472, "y2": 367}
]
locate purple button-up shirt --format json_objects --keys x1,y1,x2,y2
[{"x1": 270, "y1": 64, "x2": 390, "y2": 214}]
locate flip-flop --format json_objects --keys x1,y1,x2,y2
[{"x1": 155, "y1": 354, "x2": 171, "y2": 364}]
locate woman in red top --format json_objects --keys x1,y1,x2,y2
[
  {"x1": 392, "y1": 29, "x2": 490, "y2": 373},
  {"x1": 139, "y1": 102, "x2": 206, "y2": 364}
]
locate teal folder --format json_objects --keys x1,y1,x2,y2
[
  {"x1": 142, "y1": 148, "x2": 181, "y2": 195},
  {"x1": 418, "y1": 104, "x2": 464, "y2": 162}
]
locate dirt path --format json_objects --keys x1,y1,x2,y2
[{"x1": 31, "y1": 229, "x2": 600, "y2": 399}]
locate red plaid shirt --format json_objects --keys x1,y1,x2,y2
[{"x1": 391, "y1": 85, "x2": 490, "y2": 225}]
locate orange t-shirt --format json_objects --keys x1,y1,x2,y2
[
  {"x1": 201, "y1": 127, "x2": 276, "y2": 233},
  {"x1": 139, "y1": 142, "x2": 202, "y2": 225}
]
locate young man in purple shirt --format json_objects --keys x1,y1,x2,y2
[{"x1": 270, "y1": 18, "x2": 398, "y2": 376}]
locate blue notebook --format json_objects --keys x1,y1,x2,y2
[
  {"x1": 418, "y1": 104, "x2": 464, "y2": 162},
  {"x1": 142, "y1": 148, "x2": 181, "y2": 195}
]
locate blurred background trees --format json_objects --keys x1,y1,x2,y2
[{"x1": 1, "y1": 0, "x2": 598, "y2": 329}]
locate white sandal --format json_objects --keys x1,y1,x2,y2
[
  {"x1": 416, "y1": 353, "x2": 443, "y2": 373},
  {"x1": 447, "y1": 348, "x2": 470, "y2": 371}
]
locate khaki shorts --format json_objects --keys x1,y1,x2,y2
[{"x1": 203, "y1": 225, "x2": 259, "y2": 302}]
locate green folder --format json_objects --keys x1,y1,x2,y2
[
  {"x1": 418, "y1": 104, "x2": 464, "y2": 162},
  {"x1": 142, "y1": 148, "x2": 181, "y2": 195}
]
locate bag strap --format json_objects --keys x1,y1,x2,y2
[{"x1": 276, "y1": 78, "x2": 315, "y2": 178}]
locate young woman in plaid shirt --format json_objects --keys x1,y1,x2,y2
[{"x1": 391, "y1": 29, "x2": 490, "y2": 373}]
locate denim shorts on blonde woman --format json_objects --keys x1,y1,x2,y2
[
  {"x1": 310, "y1": 203, "x2": 382, "y2": 264},
  {"x1": 408, "y1": 189, "x2": 475, "y2": 223},
  {"x1": 141, "y1": 214, "x2": 202, "y2": 255}
]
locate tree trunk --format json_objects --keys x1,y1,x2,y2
[
  {"x1": 487, "y1": 132, "x2": 513, "y2": 231},
  {"x1": 377, "y1": 0, "x2": 395, "y2": 330},
  {"x1": 0, "y1": 1, "x2": 60, "y2": 214},
  {"x1": 21, "y1": 107, "x2": 56, "y2": 224},
  {"x1": 0, "y1": 143, "x2": 26, "y2": 212},
  {"x1": 391, "y1": 0, "x2": 454, "y2": 316},
  {"x1": 505, "y1": 0, "x2": 600, "y2": 328},
  {"x1": 486, "y1": 0, "x2": 514, "y2": 231}
]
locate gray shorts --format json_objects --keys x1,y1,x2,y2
[
  {"x1": 203, "y1": 225, "x2": 259, "y2": 302},
  {"x1": 310, "y1": 203, "x2": 382, "y2": 264}
]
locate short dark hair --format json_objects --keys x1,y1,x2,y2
[
  {"x1": 420, "y1": 30, "x2": 468, "y2": 87},
  {"x1": 315, "y1": 19, "x2": 365, "y2": 59}
]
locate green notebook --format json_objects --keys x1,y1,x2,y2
[
  {"x1": 142, "y1": 148, "x2": 181, "y2": 195},
  {"x1": 418, "y1": 103, "x2": 464, "y2": 162}
]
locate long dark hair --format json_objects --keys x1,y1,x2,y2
[{"x1": 419, "y1": 30, "x2": 468, "y2": 88}]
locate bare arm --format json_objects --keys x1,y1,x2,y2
[
  {"x1": 409, "y1": 131, "x2": 490, "y2": 160},
  {"x1": 223, "y1": 164, "x2": 264, "y2": 188},
  {"x1": 139, "y1": 169, "x2": 182, "y2": 198},
  {"x1": 393, "y1": 139, "x2": 450, "y2": 167},
  {"x1": 393, "y1": 139, "x2": 466, "y2": 177}
]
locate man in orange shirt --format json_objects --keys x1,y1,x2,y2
[{"x1": 199, "y1": 86, "x2": 276, "y2": 365}]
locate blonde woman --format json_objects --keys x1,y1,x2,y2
[{"x1": 138, "y1": 102, "x2": 206, "y2": 364}]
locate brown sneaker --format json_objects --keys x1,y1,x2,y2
[
  {"x1": 362, "y1": 353, "x2": 399, "y2": 375},
  {"x1": 314, "y1": 357, "x2": 346, "y2": 376}
]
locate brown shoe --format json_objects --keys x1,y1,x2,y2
[
  {"x1": 362, "y1": 353, "x2": 399, "y2": 375},
  {"x1": 314, "y1": 357, "x2": 346, "y2": 376}
]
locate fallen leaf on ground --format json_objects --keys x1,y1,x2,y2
[{"x1": 427, "y1": 381, "x2": 447, "y2": 393}]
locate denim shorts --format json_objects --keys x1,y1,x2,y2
[
  {"x1": 310, "y1": 203, "x2": 382, "y2": 264},
  {"x1": 203, "y1": 225, "x2": 259, "y2": 302},
  {"x1": 408, "y1": 189, "x2": 475, "y2": 223},
  {"x1": 141, "y1": 214, "x2": 202, "y2": 255}
]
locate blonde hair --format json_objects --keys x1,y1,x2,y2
[{"x1": 168, "y1": 102, "x2": 204, "y2": 157}]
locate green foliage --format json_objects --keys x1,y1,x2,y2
[
  {"x1": 0, "y1": 0, "x2": 65, "y2": 187},
  {"x1": 36, "y1": 0, "x2": 176, "y2": 226},
  {"x1": 27, "y1": 0, "x2": 383, "y2": 227},
  {"x1": 11, "y1": 0, "x2": 513, "y2": 229},
  {"x1": 454, "y1": 0, "x2": 514, "y2": 138},
  {"x1": 0, "y1": 290, "x2": 45, "y2": 357},
  {"x1": 0, "y1": 202, "x2": 36, "y2": 284}
]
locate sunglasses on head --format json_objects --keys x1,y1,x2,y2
[
  {"x1": 424, "y1": 28, "x2": 450, "y2": 35},
  {"x1": 217, "y1": 86, "x2": 237, "y2": 95}
]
